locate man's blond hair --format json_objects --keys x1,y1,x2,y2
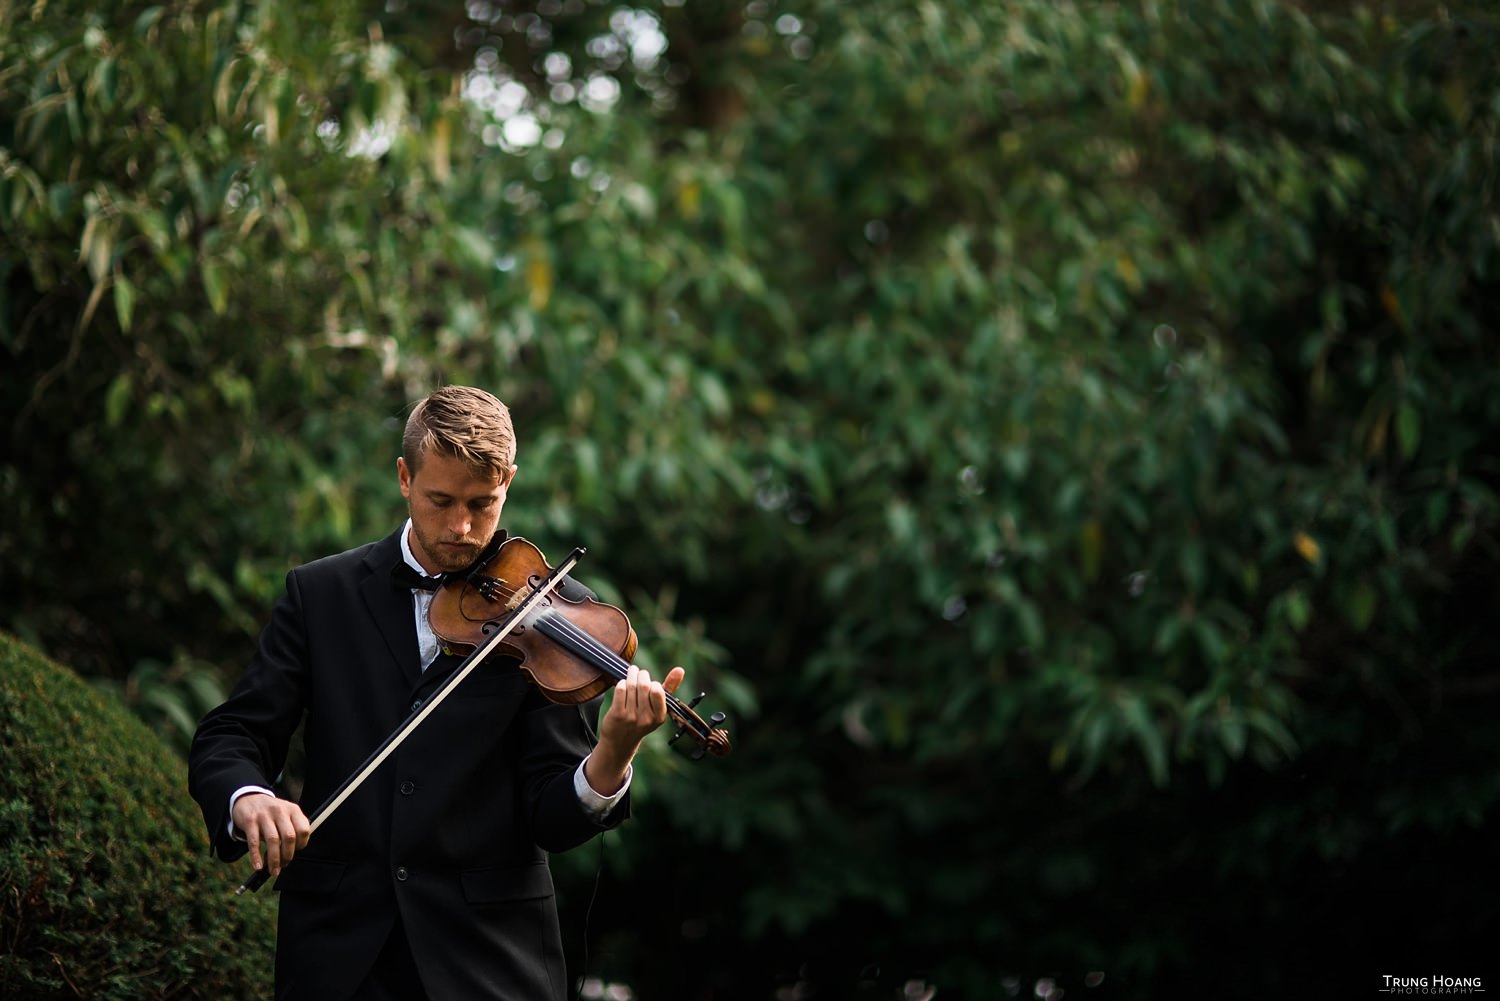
[{"x1": 402, "y1": 386, "x2": 516, "y2": 477}]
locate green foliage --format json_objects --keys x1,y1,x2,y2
[
  {"x1": 93, "y1": 654, "x2": 229, "y2": 758},
  {"x1": 0, "y1": 632, "x2": 277, "y2": 999},
  {"x1": 527, "y1": 1, "x2": 1500, "y2": 992},
  {"x1": 4, "y1": 0, "x2": 1499, "y2": 997},
  {"x1": 0, "y1": 0, "x2": 476, "y2": 679}
]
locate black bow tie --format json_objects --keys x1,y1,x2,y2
[{"x1": 391, "y1": 562, "x2": 444, "y2": 592}]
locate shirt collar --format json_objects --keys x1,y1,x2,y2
[{"x1": 398, "y1": 519, "x2": 437, "y2": 580}]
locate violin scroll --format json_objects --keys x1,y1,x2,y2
[{"x1": 670, "y1": 695, "x2": 731, "y2": 759}]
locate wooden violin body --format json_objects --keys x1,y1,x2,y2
[{"x1": 428, "y1": 536, "x2": 731, "y2": 757}]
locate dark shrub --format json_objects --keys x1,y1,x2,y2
[{"x1": 0, "y1": 632, "x2": 276, "y2": 999}]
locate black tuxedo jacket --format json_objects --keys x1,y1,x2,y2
[{"x1": 188, "y1": 526, "x2": 626, "y2": 1000}]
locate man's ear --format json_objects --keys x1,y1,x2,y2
[{"x1": 398, "y1": 456, "x2": 412, "y2": 499}]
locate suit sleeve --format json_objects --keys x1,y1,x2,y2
[
  {"x1": 187, "y1": 568, "x2": 312, "y2": 860},
  {"x1": 516, "y1": 688, "x2": 630, "y2": 853}
]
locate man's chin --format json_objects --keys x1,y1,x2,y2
[{"x1": 434, "y1": 546, "x2": 480, "y2": 572}]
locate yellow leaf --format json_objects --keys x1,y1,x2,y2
[
  {"x1": 262, "y1": 96, "x2": 279, "y2": 144},
  {"x1": 80, "y1": 214, "x2": 116, "y2": 283},
  {"x1": 677, "y1": 180, "x2": 701, "y2": 221},
  {"x1": 1294, "y1": 532, "x2": 1321, "y2": 564},
  {"x1": 1125, "y1": 67, "x2": 1149, "y2": 111},
  {"x1": 526, "y1": 256, "x2": 552, "y2": 311},
  {"x1": 432, "y1": 115, "x2": 451, "y2": 183}
]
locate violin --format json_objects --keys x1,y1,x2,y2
[{"x1": 428, "y1": 536, "x2": 732, "y2": 758}]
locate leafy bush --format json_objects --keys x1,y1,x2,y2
[{"x1": 0, "y1": 632, "x2": 276, "y2": 1000}]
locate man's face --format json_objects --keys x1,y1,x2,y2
[{"x1": 398, "y1": 451, "x2": 517, "y2": 574}]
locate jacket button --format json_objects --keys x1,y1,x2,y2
[
  {"x1": 411, "y1": 698, "x2": 423, "y2": 711},
  {"x1": 400, "y1": 780, "x2": 415, "y2": 795},
  {"x1": 396, "y1": 866, "x2": 409, "y2": 882}
]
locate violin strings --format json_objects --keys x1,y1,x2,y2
[
  {"x1": 534, "y1": 611, "x2": 631, "y2": 682},
  {"x1": 536, "y1": 612, "x2": 705, "y2": 735}
]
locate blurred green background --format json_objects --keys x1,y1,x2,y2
[{"x1": 3, "y1": 0, "x2": 1497, "y2": 997}]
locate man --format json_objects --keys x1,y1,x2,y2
[{"x1": 189, "y1": 386, "x2": 684, "y2": 1000}]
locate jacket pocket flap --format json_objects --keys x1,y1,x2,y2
[
  {"x1": 273, "y1": 856, "x2": 346, "y2": 894},
  {"x1": 461, "y1": 861, "x2": 554, "y2": 904}
]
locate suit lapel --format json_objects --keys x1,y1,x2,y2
[{"x1": 359, "y1": 527, "x2": 424, "y2": 690}]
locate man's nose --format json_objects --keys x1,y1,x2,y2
[{"x1": 449, "y1": 511, "x2": 472, "y2": 536}]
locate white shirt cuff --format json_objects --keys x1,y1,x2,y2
[{"x1": 574, "y1": 756, "x2": 630, "y2": 818}]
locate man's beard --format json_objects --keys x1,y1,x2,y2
[{"x1": 412, "y1": 523, "x2": 487, "y2": 573}]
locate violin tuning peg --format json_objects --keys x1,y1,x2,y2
[
  {"x1": 709, "y1": 711, "x2": 727, "y2": 725},
  {"x1": 668, "y1": 723, "x2": 687, "y2": 744},
  {"x1": 688, "y1": 692, "x2": 706, "y2": 709}
]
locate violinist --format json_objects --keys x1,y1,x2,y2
[{"x1": 188, "y1": 385, "x2": 687, "y2": 1001}]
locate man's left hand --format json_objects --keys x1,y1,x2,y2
[{"x1": 585, "y1": 664, "x2": 686, "y2": 794}]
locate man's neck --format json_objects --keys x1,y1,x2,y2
[{"x1": 399, "y1": 520, "x2": 440, "y2": 577}]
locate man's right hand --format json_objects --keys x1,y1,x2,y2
[{"x1": 232, "y1": 792, "x2": 311, "y2": 877}]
